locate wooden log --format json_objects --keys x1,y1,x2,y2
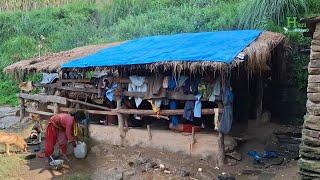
[
  {"x1": 26, "y1": 109, "x2": 54, "y2": 116},
  {"x1": 311, "y1": 51, "x2": 320, "y2": 60},
  {"x1": 311, "y1": 45, "x2": 320, "y2": 52},
  {"x1": 309, "y1": 68, "x2": 320, "y2": 75},
  {"x1": 57, "y1": 86, "x2": 98, "y2": 94},
  {"x1": 302, "y1": 128, "x2": 320, "y2": 139},
  {"x1": 300, "y1": 144, "x2": 320, "y2": 160},
  {"x1": 306, "y1": 100, "x2": 320, "y2": 115},
  {"x1": 300, "y1": 169, "x2": 320, "y2": 179},
  {"x1": 47, "y1": 106, "x2": 215, "y2": 117},
  {"x1": 47, "y1": 105, "x2": 118, "y2": 116},
  {"x1": 116, "y1": 98, "x2": 125, "y2": 144},
  {"x1": 307, "y1": 82, "x2": 320, "y2": 92},
  {"x1": 19, "y1": 97, "x2": 25, "y2": 122},
  {"x1": 19, "y1": 93, "x2": 67, "y2": 105},
  {"x1": 298, "y1": 158, "x2": 320, "y2": 174},
  {"x1": 308, "y1": 75, "x2": 320, "y2": 83},
  {"x1": 312, "y1": 39, "x2": 320, "y2": 46},
  {"x1": 309, "y1": 61, "x2": 320, "y2": 68},
  {"x1": 304, "y1": 115, "x2": 320, "y2": 131},
  {"x1": 307, "y1": 93, "x2": 320, "y2": 102},
  {"x1": 66, "y1": 98, "x2": 111, "y2": 110},
  {"x1": 302, "y1": 135, "x2": 320, "y2": 147},
  {"x1": 217, "y1": 132, "x2": 225, "y2": 166}
]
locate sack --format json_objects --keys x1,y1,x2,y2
[{"x1": 73, "y1": 141, "x2": 87, "y2": 159}]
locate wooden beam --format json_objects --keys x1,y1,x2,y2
[
  {"x1": 26, "y1": 109, "x2": 54, "y2": 116},
  {"x1": 48, "y1": 105, "x2": 215, "y2": 117},
  {"x1": 57, "y1": 86, "x2": 98, "y2": 94},
  {"x1": 217, "y1": 132, "x2": 225, "y2": 166},
  {"x1": 19, "y1": 93, "x2": 67, "y2": 105},
  {"x1": 47, "y1": 106, "x2": 117, "y2": 115},
  {"x1": 66, "y1": 98, "x2": 111, "y2": 110}
]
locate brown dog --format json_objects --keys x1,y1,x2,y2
[{"x1": 0, "y1": 132, "x2": 27, "y2": 155}]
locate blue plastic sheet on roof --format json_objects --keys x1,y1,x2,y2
[{"x1": 62, "y1": 30, "x2": 262, "y2": 68}]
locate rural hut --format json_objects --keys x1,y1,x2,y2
[
  {"x1": 4, "y1": 30, "x2": 286, "y2": 165},
  {"x1": 300, "y1": 16, "x2": 320, "y2": 179}
]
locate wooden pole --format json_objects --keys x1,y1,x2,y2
[
  {"x1": 217, "y1": 132, "x2": 225, "y2": 166},
  {"x1": 53, "y1": 90, "x2": 60, "y2": 114},
  {"x1": 116, "y1": 97, "x2": 125, "y2": 145},
  {"x1": 147, "y1": 125, "x2": 152, "y2": 141},
  {"x1": 19, "y1": 97, "x2": 25, "y2": 122}
]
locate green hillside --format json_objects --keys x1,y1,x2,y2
[{"x1": 0, "y1": 0, "x2": 319, "y2": 105}]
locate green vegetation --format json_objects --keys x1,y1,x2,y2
[{"x1": 0, "y1": 0, "x2": 319, "y2": 105}]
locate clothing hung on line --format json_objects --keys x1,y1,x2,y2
[
  {"x1": 194, "y1": 94, "x2": 202, "y2": 118},
  {"x1": 170, "y1": 101, "x2": 179, "y2": 127},
  {"x1": 105, "y1": 83, "x2": 118, "y2": 102},
  {"x1": 209, "y1": 78, "x2": 221, "y2": 102},
  {"x1": 40, "y1": 73, "x2": 59, "y2": 84},
  {"x1": 128, "y1": 76, "x2": 147, "y2": 107},
  {"x1": 219, "y1": 85, "x2": 234, "y2": 134},
  {"x1": 168, "y1": 76, "x2": 188, "y2": 90},
  {"x1": 183, "y1": 101, "x2": 195, "y2": 121}
]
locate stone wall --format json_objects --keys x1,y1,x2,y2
[{"x1": 299, "y1": 21, "x2": 320, "y2": 179}]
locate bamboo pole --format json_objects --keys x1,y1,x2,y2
[{"x1": 147, "y1": 125, "x2": 152, "y2": 141}]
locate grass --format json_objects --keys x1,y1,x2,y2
[
  {"x1": 0, "y1": 0, "x2": 318, "y2": 105},
  {"x1": 0, "y1": 155, "x2": 25, "y2": 179}
]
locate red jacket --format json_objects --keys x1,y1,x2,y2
[{"x1": 49, "y1": 113, "x2": 75, "y2": 142}]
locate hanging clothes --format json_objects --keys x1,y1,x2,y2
[
  {"x1": 194, "y1": 94, "x2": 202, "y2": 118},
  {"x1": 183, "y1": 78, "x2": 199, "y2": 95},
  {"x1": 183, "y1": 101, "x2": 194, "y2": 121},
  {"x1": 170, "y1": 101, "x2": 179, "y2": 127},
  {"x1": 105, "y1": 83, "x2": 118, "y2": 102},
  {"x1": 219, "y1": 86, "x2": 234, "y2": 134},
  {"x1": 209, "y1": 78, "x2": 221, "y2": 102},
  {"x1": 128, "y1": 76, "x2": 147, "y2": 107},
  {"x1": 163, "y1": 76, "x2": 170, "y2": 88},
  {"x1": 168, "y1": 76, "x2": 188, "y2": 90},
  {"x1": 40, "y1": 73, "x2": 59, "y2": 84}
]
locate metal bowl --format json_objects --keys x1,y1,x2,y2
[{"x1": 49, "y1": 159, "x2": 64, "y2": 170}]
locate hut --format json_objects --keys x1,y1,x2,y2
[
  {"x1": 299, "y1": 16, "x2": 320, "y2": 179},
  {"x1": 4, "y1": 30, "x2": 286, "y2": 165}
]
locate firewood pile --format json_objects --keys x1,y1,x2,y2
[{"x1": 300, "y1": 21, "x2": 320, "y2": 179}]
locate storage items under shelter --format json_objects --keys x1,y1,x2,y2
[{"x1": 4, "y1": 30, "x2": 286, "y2": 166}]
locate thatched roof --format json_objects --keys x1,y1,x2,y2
[
  {"x1": 4, "y1": 31, "x2": 285, "y2": 78},
  {"x1": 4, "y1": 42, "x2": 122, "y2": 78}
]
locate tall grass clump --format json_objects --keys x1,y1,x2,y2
[{"x1": 238, "y1": 0, "x2": 308, "y2": 29}]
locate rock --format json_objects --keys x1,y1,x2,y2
[
  {"x1": 159, "y1": 164, "x2": 165, "y2": 169},
  {"x1": 93, "y1": 168, "x2": 123, "y2": 180},
  {"x1": 0, "y1": 116, "x2": 19, "y2": 129},
  {"x1": 300, "y1": 144, "x2": 320, "y2": 159},
  {"x1": 198, "y1": 168, "x2": 203, "y2": 172},
  {"x1": 217, "y1": 175, "x2": 236, "y2": 180},
  {"x1": 135, "y1": 157, "x2": 150, "y2": 165},
  {"x1": 179, "y1": 167, "x2": 190, "y2": 177},
  {"x1": 123, "y1": 170, "x2": 135, "y2": 177},
  {"x1": 145, "y1": 162, "x2": 153, "y2": 171},
  {"x1": 311, "y1": 51, "x2": 320, "y2": 60},
  {"x1": 304, "y1": 115, "x2": 320, "y2": 131},
  {"x1": 226, "y1": 151, "x2": 242, "y2": 161},
  {"x1": 241, "y1": 169, "x2": 262, "y2": 176},
  {"x1": 311, "y1": 44, "x2": 320, "y2": 52},
  {"x1": 164, "y1": 170, "x2": 171, "y2": 174}
]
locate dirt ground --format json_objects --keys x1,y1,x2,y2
[{"x1": 0, "y1": 107, "x2": 301, "y2": 180}]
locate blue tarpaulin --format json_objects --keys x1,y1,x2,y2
[{"x1": 62, "y1": 30, "x2": 262, "y2": 68}]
